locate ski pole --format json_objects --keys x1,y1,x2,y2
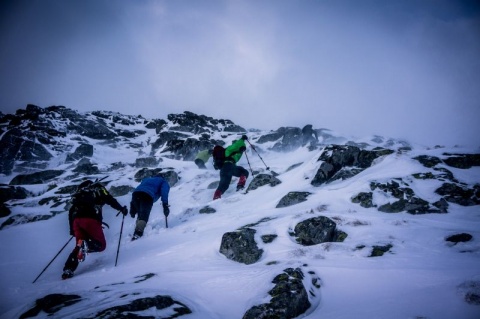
[
  {"x1": 246, "y1": 140, "x2": 270, "y2": 171},
  {"x1": 244, "y1": 149, "x2": 255, "y2": 177},
  {"x1": 165, "y1": 216, "x2": 168, "y2": 229},
  {"x1": 115, "y1": 214, "x2": 125, "y2": 267},
  {"x1": 33, "y1": 236, "x2": 74, "y2": 283}
]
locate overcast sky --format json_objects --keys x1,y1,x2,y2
[{"x1": 1, "y1": 0, "x2": 479, "y2": 147}]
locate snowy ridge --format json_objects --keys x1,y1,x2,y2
[{"x1": 0, "y1": 107, "x2": 479, "y2": 318}]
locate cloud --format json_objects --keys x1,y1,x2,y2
[{"x1": 0, "y1": 0, "x2": 479, "y2": 147}]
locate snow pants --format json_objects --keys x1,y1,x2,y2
[
  {"x1": 63, "y1": 217, "x2": 105, "y2": 272},
  {"x1": 216, "y1": 162, "x2": 249, "y2": 194}
]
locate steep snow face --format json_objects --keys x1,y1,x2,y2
[{"x1": 0, "y1": 107, "x2": 479, "y2": 319}]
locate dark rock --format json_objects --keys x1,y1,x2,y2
[
  {"x1": 351, "y1": 192, "x2": 375, "y2": 208},
  {"x1": 0, "y1": 203, "x2": 11, "y2": 218},
  {"x1": 1, "y1": 212, "x2": 60, "y2": 230},
  {"x1": 88, "y1": 295, "x2": 192, "y2": 319},
  {"x1": 0, "y1": 185, "x2": 30, "y2": 203},
  {"x1": 446, "y1": 233, "x2": 473, "y2": 244},
  {"x1": 199, "y1": 206, "x2": 216, "y2": 214},
  {"x1": 135, "y1": 156, "x2": 159, "y2": 168},
  {"x1": 246, "y1": 173, "x2": 282, "y2": 192},
  {"x1": 66, "y1": 144, "x2": 94, "y2": 162},
  {"x1": 0, "y1": 128, "x2": 53, "y2": 175},
  {"x1": 219, "y1": 228, "x2": 263, "y2": 265},
  {"x1": 19, "y1": 294, "x2": 82, "y2": 319},
  {"x1": 271, "y1": 127, "x2": 303, "y2": 152},
  {"x1": 442, "y1": 153, "x2": 480, "y2": 169},
  {"x1": 276, "y1": 191, "x2": 311, "y2": 208},
  {"x1": 242, "y1": 268, "x2": 311, "y2": 319},
  {"x1": 73, "y1": 162, "x2": 100, "y2": 175},
  {"x1": 435, "y1": 183, "x2": 480, "y2": 206},
  {"x1": 9, "y1": 170, "x2": 64, "y2": 185},
  {"x1": 256, "y1": 130, "x2": 284, "y2": 144},
  {"x1": 413, "y1": 155, "x2": 442, "y2": 168},
  {"x1": 207, "y1": 181, "x2": 219, "y2": 189},
  {"x1": 293, "y1": 216, "x2": 338, "y2": 246},
  {"x1": 370, "y1": 244, "x2": 393, "y2": 257},
  {"x1": 311, "y1": 145, "x2": 393, "y2": 186},
  {"x1": 261, "y1": 234, "x2": 278, "y2": 243},
  {"x1": 369, "y1": 180, "x2": 443, "y2": 214},
  {"x1": 108, "y1": 185, "x2": 134, "y2": 197}
]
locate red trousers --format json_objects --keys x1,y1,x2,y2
[{"x1": 73, "y1": 218, "x2": 106, "y2": 252}]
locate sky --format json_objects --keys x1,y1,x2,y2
[
  {"x1": 0, "y1": 118, "x2": 479, "y2": 318},
  {"x1": 0, "y1": 0, "x2": 479, "y2": 147}
]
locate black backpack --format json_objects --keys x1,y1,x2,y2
[
  {"x1": 71, "y1": 182, "x2": 104, "y2": 208},
  {"x1": 212, "y1": 145, "x2": 226, "y2": 170}
]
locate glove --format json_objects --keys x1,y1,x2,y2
[
  {"x1": 239, "y1": 146, "x2": 246, "y2": 152},
  {"x1": 120, "y1": 206, "x2": 128, "y2": 216},
  {"x1": 163, "y1": 202, "x2": 170, "y2": 217},
  {"x1": 70, "y1": 229, "x2": 74, "y2": 236},
  {"x1": 241, "y1": 135, "x2": 248, "y2": 140}
]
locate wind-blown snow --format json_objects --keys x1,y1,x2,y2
[{"x1": 0, "y1": 130, "x2": 479, "y2": 318}]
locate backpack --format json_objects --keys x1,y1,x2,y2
[
  {"x1": 212, "y1": 145, "x2": 226, "y2": 170},
  {"x1": 71, "y1": 182, "x2": 104, "y2": 208}
]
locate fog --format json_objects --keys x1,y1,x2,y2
[{"x1": 1, "y1": 0, "x2": 479, "y2": 147}]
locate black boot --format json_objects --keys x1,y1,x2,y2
[{"x1": 62, "y1": 247, "x2": 79, "y2": 279}]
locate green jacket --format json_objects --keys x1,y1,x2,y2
[
  {"x1": 195, "y1": 150, "x2": 211, "y2": 162},
  {"x1": 225, "y1": 139, "x2": 246, "y2": 163}
]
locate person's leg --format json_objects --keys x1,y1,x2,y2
[
  {"x1": 195, "y1": 159, "x2": 206, "y2": 169},
  {"x1": 80, "y1": 218, "x2": 106, "y2": 252},
  {"x1": 214, "y1": 162, "x2": 234, "y2": 199},
  {"x1": 233, "y1": 165, "x2": 249, "y2": 190},
  {"x1": 133, "y1": 192, "x2": 153, "y2": 239}
]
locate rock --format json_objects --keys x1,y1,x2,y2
[
  {"x1": 293, "y1": 216, "x2": 338, "y2": 246},
  {"x1": 88, "y1": 295, "x2": 192, "y2": 319},
  {"x1": 351, "y1": 192, "x2": 375, "y2": 208},
  {"x1": 311, "y1": 145, "x2": 393, "y2": 186},
  {"x1": 445, "y1": 233, "x2": 473, "y2": 244},
  {"x1": 9, "y1": 170, "x2": 64, "y2": 185},
  {"x1": 261, "y1": 234, "x2": 278, "y2": 243},
  {"x1": 413, "y1": 155, "x2": 442, "y2": 168},
  {"x1": 108, "y1": 185, "x2": 134, "y2": 197},
  {"x1": 442, "y1": 153, "x2": 480, "y2": 169},
  {"x1": 0, "y1": 185, "x2": 30, "y2": 202},
  {"x1": 66, "y1": 144, "x2": 94, "y2": 162},
  {"x1": 219, "y1": 228, "x2": 263, "y2": 265},
  {"x1": 246, "y1": 173, "x2": 282, "y2": 192},
  {"x1": 135, "y1": 156, "x2": 159, "y2": 168},
  {"x1": 369, "y1": 244, "x2": 393, "y2": 257},
  {"x1": 435, "y1": 183, "x2": 480, "y2": 206},
  {"x1": 276, "y1": 191, "x2": 311, "y2": 208},
  {"x1": 242, "y1": 268, "x2": 311, "y2": 319},
  {"x1": 19, "y1": 294, "x2": 82, "y2": 319},
  {"x1": 199, "y1": 206, "x2": 216, "y2": 214}
]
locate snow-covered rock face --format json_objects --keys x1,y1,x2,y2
[{"x1": 0, "y1": 104, "x2": 480, "y2": 318}]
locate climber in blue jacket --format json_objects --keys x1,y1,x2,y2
[{"x1": 129, "y1": 176, "x2": 170, "y2": 240}]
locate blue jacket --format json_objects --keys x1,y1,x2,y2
[{"x1": 134, "y1": 177, "x2": 170, "y2": 204}]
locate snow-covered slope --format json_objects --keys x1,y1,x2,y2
[{"x1": 0, "y1": 106, "x2": 479, "y2": 319}]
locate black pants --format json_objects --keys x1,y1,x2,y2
[
  {"x1": 216, "y1": 162, "x2": 249, "y2": 193},
  {"x1": 130, "y1": 191, "x2": 154, "y2": 223}
]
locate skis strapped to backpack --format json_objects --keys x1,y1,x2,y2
[{"x1": 212, "y1": 145, "x2": 226, "y2": 170}]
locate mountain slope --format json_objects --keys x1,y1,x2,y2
[{"x1": 0, "y1": 106, "x2": 479, "y2": 319}]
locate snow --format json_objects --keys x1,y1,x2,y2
[{"x1": 0, "y1": 133, "x2": 479, "y2": 319}]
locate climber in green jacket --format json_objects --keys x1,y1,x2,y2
[
  {"x1": 213, "y1": 135, "x2": 249, "y2": 200},
  {"x1": 194, "y1": 149, "x2": 212, "y2": 169}
]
